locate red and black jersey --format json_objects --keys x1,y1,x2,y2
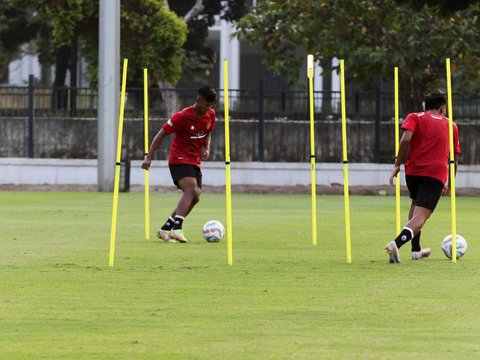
[
  {"x1": 402, "y1": 111, "x2": 461, "y2": 184},
  {"x1": 162, "y1": 106, "x2": 216, "y2": 167}
]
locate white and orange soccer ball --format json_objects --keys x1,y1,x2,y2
[
  {"x1": 202, "y1": 220, "x2": 225, "y2": 243},
  {"x1": 441, "y1": 234, "x2": 467, "y2": 260}
]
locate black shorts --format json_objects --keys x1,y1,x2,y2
[
  {"x1": 169, "y1": 164, "x2": 202, "y2": 189},
  {"x1": 405, "y1": 175, "x2": 444, "y2": 212}
]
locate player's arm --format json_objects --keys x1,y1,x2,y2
[
  {"x1": 142, "y1": 128, "x2": 168, "y2": 170},
  {"x1": 444, "y1": 124, "x2": 461, "y2": 194},
  {"x1": 389, "y1": 130, "x2": 412, "y2": 186},
  {"x1": 453, "y1": 152, "x2": 459, "y2": 175},
  {"x1": 444, "y1": 152, "x2": 459, "y2": 195},
  {"x1": 201, "y1": 132, "x2": 212, "y2": 160}
]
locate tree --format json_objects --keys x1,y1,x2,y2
[
  {"x1": 395, "y1": 0, "x2": 478, "y2": 14},
  {"x1": 12, "y1": 0, "x2": 187, "y2": 88},
  {"x1": 6, "y1": 0, "x2": 247, "y2": 89},
  {"x1": 167, "y1": 0, "x2": 247, "y2": 83},
  {"x1": 235, "y1": 0, "x2": 480, "y2": 104},
  {"x1": 0, "y1": 3, "x2": 42, "y2": 82}
]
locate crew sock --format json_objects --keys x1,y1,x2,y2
[
  {"x1": 411, "y1": 231, "x2": 422, "y2": 252},
  {"x1": 394, "y1": 227, "x2": 414, "y2": 249},
  {"x1": 161, "y1": 216, "x2": 175, "y2": 231},
  {"x1": 172, "y1": 215, "x2": 185, "y2": 230}
]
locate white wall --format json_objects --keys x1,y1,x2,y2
[
  {"x1": 1, "y1": 158, "x2": 479, "y2": 188},
  {"x1": 8, "y1": 52, "x2": 42, "y2": 86}
]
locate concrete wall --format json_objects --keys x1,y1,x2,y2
[
  {"x1": 1, "y1": 158, "x2": 479, "y2": 188},
  {"x1": 2, "y1": 118, "x2": 480, "y2": 165}
]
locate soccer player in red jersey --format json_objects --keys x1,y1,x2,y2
[
  {"x1": 142, "y1": 84, "x2": 217, "y2": 243},
  {"x1": 385, "y1": 93, "x2": 461, "y2": 263}
]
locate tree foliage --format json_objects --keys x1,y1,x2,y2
[
  {"x1": 10, "y1": 0, "x2": 187, "y2": 86},
  {"x1": 0, "y1": 2, "x2": 43, "y2": 81},
  {"x1": 235, "y1": 0, "x2": 480, "y2": 102},
  {"x1": 5, "y1": 0, "x2": 246, "y2": 87},
  {"x1": 168, "y1": 0, "x2": 247, "y2": 82},
  {"x1": 110, "y1": 0, "x2": 187, "y2": 87},
  {"x1": 395, "y1": 0, "x2": 478, "y2": 15}
]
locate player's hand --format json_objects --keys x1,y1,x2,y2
[
  {"x1": 201, "y1": 148, "x2": 210, "y2": 160},
  {"x1": 442, "y1": 185, "x2": 450, "y2": 196},
  {"x1": 142, "y1": 158, "x2": 151, "y2": 170},
  {"x1": 389, "y1": 166, "x2": 400, "y2": 186}
]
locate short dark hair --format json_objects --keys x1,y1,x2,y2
[
  {"x1": 424, "y1": 93, "x2": 447, "y2": 111},
  {"x1": 198, "y1": 84, "x2": 217, "y2": 103}
]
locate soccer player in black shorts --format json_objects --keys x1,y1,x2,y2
[
  {"x1": 142, "y1": 85, "x2": 217, "y2": 243},
  {"x1": 386, "y1": 93, "x2": 461, "y2": 263}
]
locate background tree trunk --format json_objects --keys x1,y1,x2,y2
[{"x1": 51, "y1": 45, "x2": 70, "y2": 111}]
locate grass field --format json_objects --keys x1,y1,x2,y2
[{"x1": 1, "y1": 191, "x2": 479, "y2": 359}]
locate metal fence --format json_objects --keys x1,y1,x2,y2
[
  {"x1": 1, "y1": 79, "x2": 480, "y2": 163},
  {"x1": 0, "y1": 82, "x2": 418, "y2": 121},
  {"x1": 2, "y1": 80, "x2": 480, "y2": 121}
]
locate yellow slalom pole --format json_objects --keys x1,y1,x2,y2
[
  {"x1": 224, "y1": 59, "x2": 233, "y2": 266},
  {"x1": 143, "y1": 68, "x2": 150, "y2": 241},
  {"x1": 307, "y1": 54, "x2": 317, "y2": 246},
  {"x1": 340, "y1": 59, "x2": 352, "y2": 264},
  {"x1": 394, "y1": 67, "x2": 401, "y2": 234},
  {"x1": 109, "y1": 58, "x2": 128, "y2": 267},
  {"x1": 446, "y1": 58, "x2": 457, "y2": 263}
]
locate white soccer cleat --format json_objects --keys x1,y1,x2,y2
[
  {"x1": 170, "y1": 229, "x2": 188, "y2": 243},
  {"x1": 411, "y1": 248, "x2": 431, "y2": 260},
  {"x1": 156, "y1": 229, "x2": 176, "y2": 243},
  {"x1": 385, "y1": 241, "x2": 401, "y2": 263}
]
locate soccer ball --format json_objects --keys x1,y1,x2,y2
[
  {"x1": 202, "y1": 220, "x2": 225, "y2": 243},
  {"x1": 441, "y1": 234, "x2": 467, "y2": 259}
]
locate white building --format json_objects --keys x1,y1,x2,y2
[
  {"x1": 7, "y1": 45, "x2": 42, "y2": 86},
  {"x1": 5, "y1": 45, "x2": 88, "y2": 87}
]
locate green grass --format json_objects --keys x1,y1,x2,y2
[{"x1": 0, "y1": 191, "x2": 479, "y2": 359}]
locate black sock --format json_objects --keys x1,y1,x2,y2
[
  {"x1": 172, "y1": 215, "x2": 185, "y2": 230},
  {"x1": 411, "y1": 231, "x2": 421, "y2": 252},
  {"x1": 394, "y1": 227, "x2": 414, "y2": 249},
  {"x1": 161, "y1": 217, "x2": 175, "y2": 231}
]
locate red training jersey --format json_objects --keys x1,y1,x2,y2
[
  {"x1": 162, "y1": 106, "x2": 216, "y2": 167},
  {"x1": 401, "y1": 111, "x2": 461, "y2": 184}
]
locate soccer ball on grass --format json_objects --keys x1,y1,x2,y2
[
  {"x1": 441, "y1": 234, "x2": 467, "y2": 259},
  {"x1": 202, "y1": 220, "x2": 225, "y2": 243}
]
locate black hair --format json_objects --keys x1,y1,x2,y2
[
  {"x1": 424, "y1": 93, "x2": 447, "y2": 111},
  {"x1": 198, "y1": 84, "x2": 217, "y2": 103}
]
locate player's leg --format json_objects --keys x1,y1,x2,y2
[
  {"x1": 157, "y1": 214, "x2": 177, "y2": 242},
  {"x1": 182, "y1": 165, "x2": 203, "y2": 217},
  {"x1": 407, "y1": 206, "x2": 432, "y2": 259},
  {"x1": 407, "y1": 200, "x2": 422, "y2": 252},
  {"x1": 408, "y1": 200, "x2": 415, "y2": 220},
  {"x1": 405, "y1": 206, "x2": 432, "y2": 234},
  {"x1": 394, "y1": 203, "x2": 431, "y2": 251},
  {"x1": 386, "y1": 176, "x2": 443, "y2": 262},
  {"x1": 173, "y1": 165, "x2": 202, "y2": 219},
  {"x1": 411, "y1": 231, "x2": 422, "y2": 251},
  {"x1": 408, "y1": 177, "x2": 443, "y2": 259},
  {"x1": 184, "y1": 188, "x2": 201, "y2": 217},
  {"x1": 384, "y1": 176, "x2": 419, "y2": 263},
  {"x1": 157, "y1": 164, "x2": 197, "y2": 242},
  {"x1": 169, "y1": 176, "x2": 200, "y2": 243},
  {"x1": 174, "y1": 176, "x2": 201, "y2": 220},
  {"x1": 157, "y1": 164, "x2": 203, "y2": 243}
]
